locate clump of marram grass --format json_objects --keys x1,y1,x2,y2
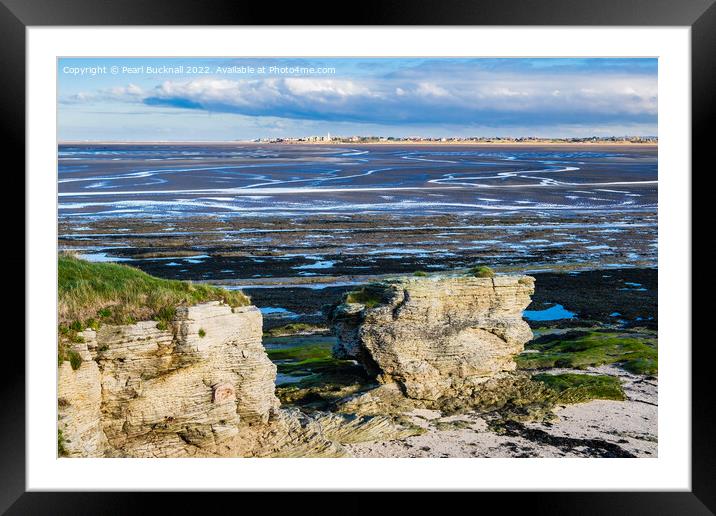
[
  {"x1": 97, "y1": 307, "x2": 112, "y2": 319},
  {"x1": 198, "y1": 328, "x2": 206, "y2": 338},
  {"x1": 413, "y1": 270, "x2": 428, "y2": 277},
  {"x1": 532, "y1": 373, "x2": 626, "y2": 403},
  {"x1": 69, "y1": 333, "x2": 85, "y2": 344},
  {"x1": 68, "y1": 350, "x2": 83, "y2": 370},
  {"x1": 58, "y1": 254, "x2": 250, "y2": 327},
  {"x1": 57, "y1": 341, "x2": 82, "y2": 370},
  {"x1": 469, "y1": 265, "x2": 495, "y2": 278}
]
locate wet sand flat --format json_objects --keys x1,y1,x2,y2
[{"x1": 59, "y1": 143, "x2": 657, "y2": 217}]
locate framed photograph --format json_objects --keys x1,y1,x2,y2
[{"x1": 6, "y1": 0, "x2": 712, "y2": 511}]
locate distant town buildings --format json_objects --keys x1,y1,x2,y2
[{"x1": 253, "y1": 135, "x2": 658, "y2": 144}]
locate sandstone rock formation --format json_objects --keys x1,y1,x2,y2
[
  {"x1": 58, "y1": 355, "x2": 107, "y2": 457},
  {"x1": 58, "y1": 302, "x2": 281, "y2": 457},
  {"x1": 58, "y1": 274, "x2": 541, "y2": 457},
  {"x1": 58, "y1": 301, "x2": 419, "y2": 458},
  {"x1": 329, "y1": 275, "x2": 536, "y2": 407}
]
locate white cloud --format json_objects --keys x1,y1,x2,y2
[{"x1": 61, "y1": 63, "x2": 657, "y2": 128}]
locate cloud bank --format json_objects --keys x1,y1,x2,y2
[{"x1": 59, "y1": 59, "x2": 658, "y2": 134}]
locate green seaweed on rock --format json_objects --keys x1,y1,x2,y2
[
  {"x1": 517, "y1": 330, "x2": 657, "y2": 375},
  {"x1": 532, "y1": 373, "x2": 626, "y2": 403}
]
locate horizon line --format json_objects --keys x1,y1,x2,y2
[{"x1": 58, "y1": 136, "x2": 659, "y2": 144}]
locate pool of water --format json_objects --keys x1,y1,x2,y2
[
  {"x1": 259, "y1": 306, "x2": 300, "y2": 318},
  {"x1": 523, "y1": 303, "x2": 576, "y2": 321}
]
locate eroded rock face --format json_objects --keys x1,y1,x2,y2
[
  {"x1": 58, "y1": 301, "x2": 418, "y2": 458},
  {"x1": 58, "y1": 354, "x2": 108, "y2": 457},
  {"x1": 59, "y1": 302, "x2": 280, "y2": 457},
  {"x1": 329, "y1": 275, "x2": 535, "y2": 403}
]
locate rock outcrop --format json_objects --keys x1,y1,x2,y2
[
  {"x1": 58, "y1": 357, "x2": 107, "y2": 457},
  {"x1": 58, "y1": 274, "x2": 541, "y2": 457},
  {"x1": 58, "y1": 302, "x2": 281, "y2": 457},
  {"x1": 58, "y1": 301, "x2": 420, "y2": 458},
  {"x1": 328, "y1": 275, "x2": 536, "y2": 407}
]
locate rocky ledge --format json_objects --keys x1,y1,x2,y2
[
  {"x1": 328, "y1": 274, "x2": 546, "y2": 413},
  {"x1": 59, "y1": 302, "x2": 277, "y2": 457},
  {"x1": 58, "y1": 301, "x2": 417, "y2": 458}
]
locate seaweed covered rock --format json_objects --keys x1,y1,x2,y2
[{"x1": 328, "y1": 275, "x2": 536, "y2": 403}]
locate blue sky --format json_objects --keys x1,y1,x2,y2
[{"x1": 58, "y1": 57, "x2": 657, "y2": 141}]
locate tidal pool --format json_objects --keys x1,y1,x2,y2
[{"x1": 524, "y1": 303, "x2": 576, "y2": 321}]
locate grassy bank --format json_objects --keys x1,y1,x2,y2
[{"x1": 58, "y1": 254, "x2": 250, "y2": 327}]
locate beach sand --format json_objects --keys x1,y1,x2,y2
[{"x1": 345, "y1": 365, "x2": 657, "y2": 458}]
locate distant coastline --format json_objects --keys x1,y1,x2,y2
[{"x1": 58, "y1": 140, "x2": 658, "y2": 146}]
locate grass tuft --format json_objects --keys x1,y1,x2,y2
[
  {"x1": 198, "y1": 328, "x2": 206, "y2": 338},
  {"x1": 469, "y1": 265, "x2": 495, "y2": 278},
  {"x1": 58, "y1": 255, "x2": 250, "y2": 326},
  {"x1": 97, "y1": 307, "x2": 112, "y2": 318},
  {"x1": 58, "y1": 428, "x2": 67, "y2": 457},
  {"x1": 413, "y1": 271, "x2": 428, "y2": 277},
  {"x1": 84, "y1": 318, "x2": 101, "y2": 331},
  {"x1": 68, "y1": 350, "x2": 83, "y2": 370}
]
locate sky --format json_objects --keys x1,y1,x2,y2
[{"x1": 58, "y1": 57, "x2": 657, "y2": 141}]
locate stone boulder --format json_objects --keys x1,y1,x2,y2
[{"x1": 328, "y1": 275, "x2": 535, "y2": 403}]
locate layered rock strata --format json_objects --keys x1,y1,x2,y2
[
  {"x1": 58, "y1": 301, "x2": 419, "y2": 457},
  {"x1": 329, "y1": 275, "x2": 536, "y2": 407},
  {"x1": 58, "y1": 274, "x2": 539, "y2": 457},
  {"x1": 58, "y1": 302, "x2": 281, "y2": 457}
]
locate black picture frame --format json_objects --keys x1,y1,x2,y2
[{"x1": 3, "y1": 0, "x2": 711, "y2": 512}]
